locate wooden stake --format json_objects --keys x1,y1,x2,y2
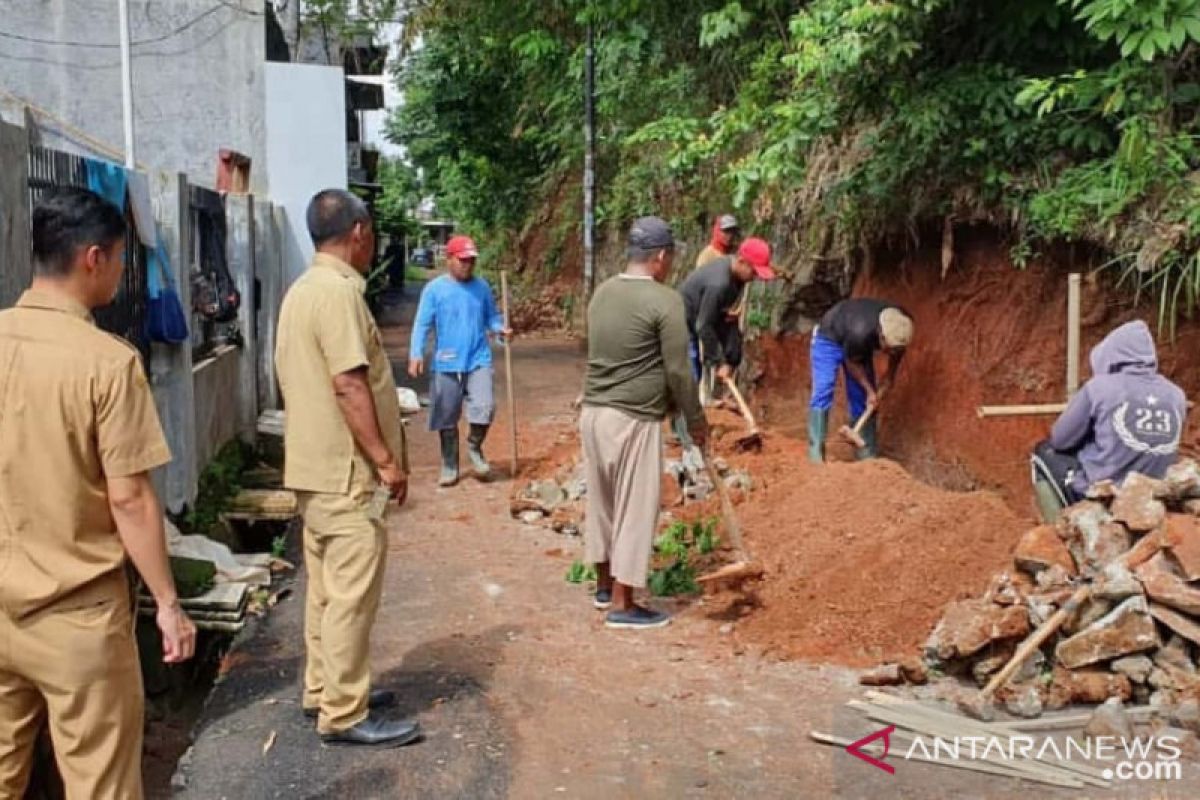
[
  {"x1": 500, "y1": 271, "x2": 518, "y2": 479},
  {"x1": 1067, "y1": 272, "x2": 1081, "y2": 396}
]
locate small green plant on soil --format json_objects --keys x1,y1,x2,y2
[
  {"x1": 565, "y1": 560, "x2": 597, "y2": 584},
  {"x1": 649, "y1": 518, "x2": 719, "y2": 597},
  {"x1": 270, "y1": 535, "x2": 287, "y2": 559},
  {"x1": 184, "y1": 440, "x2": 253, "y2": 537}
]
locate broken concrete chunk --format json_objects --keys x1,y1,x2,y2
[
  {"x1": 1005, "y1": 683, "x2": 1045, "y2": 720},
  {"x1": 1027, "y1": 595, "x2": 1059, "y2": 628},
  {"x1": 1062, "y1": 502, "x2": 1131, "y2": 573},
  {"x1": 925, "y1": 599, "x2": 1031, "y2": 661},
  {"x1": 1093, "y1": 562, "x2": 1143, "y2": 602},
  {"x1": 1112, "y1": 473, "x2": 1167, "y2": 532},
  {"x1": 1150, "y1": 668, "x2": 1177, "y2": 692},
  {"x1": 898, "y1": 657, "x2": 929, "y2": 686},
  {"x1": 1085, "y1": 698, "x2": 1135, "y2": 741},
  {"x1": 1064, "y1": 597, "x2": 1113, "y2": 636},
  {"x1": 859, "y1": 664, "x2": 903, "y2": 686},
  {"x1": 1086, "y1": 480, "x2": 1118, "y2": 501},
  {"x1": 1111, "y1": 655, "x2": 1155, "y2": 684},
  {"x1": 984, "y1": 572, "x2": 1024, "y2": 607},
  {"x1": 1163, "y1": 514, "x2": 1200, "y2": 581},
  {"x1": 1171, "y1": 699, "x2": 1200, "y2": 735},
  {"x1": 518, "y1": 510, "x2": 545, "y2": 525},
  {"x1": 1048, "y1": 667, "x2": 1133, "y2": 705},
  {"x1": 1014, "y1": 525, "x2": 1077, "y2": 577},
  {"x1": 1163, "y1": 459, "x2": 1200, "y2": 501},
  {"x1": 529, "y1": 479, "x2": 566, "y2": 511},
  {"x1": 1149, "y1": 602, "x2": 1200, "y2": 649},
  {"x1": 971, "y1": 643, "x2": 1015, "y2": 686},
  {"x1": 1154, "y1": 634, "x2": 1197, "y2": 676},
  {"x1": 1056, "y1": 596, "x2": 1160, "y2": 669},
  {"x1": 1035, "y1": 564, "x2": 1072, "y2": 592},
  {"x1": 955, "y1": 693, "x2": 997, "y2": 722},
  {"x1": 1137, "y1": 553, "x2": 1200, "y2": 616}
]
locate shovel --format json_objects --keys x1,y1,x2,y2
[
  {"x1": 720, "y1": 376, "x2": 763, "y2": 452},
  {"x1": 695, "y1": 448, "x2": 762, "y2": 585},
  {"x1": 837, "y1": 403, "x2": 877, "y2": 449}
]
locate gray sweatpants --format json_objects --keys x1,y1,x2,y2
[
  {"x1": 428, "y1": 367, "x2": 496, "y2": 431},
  {"x1": 580, "y1": 405, "x2": 663, "y2": 588}
]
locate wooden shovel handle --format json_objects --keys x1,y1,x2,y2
[{"x1": 721, "y1": 376, "x2": 758, "y2": 430}]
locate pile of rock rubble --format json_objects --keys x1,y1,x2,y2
[{"x1": 901, "y1": 460, "x2": 1200, "y2": 729}]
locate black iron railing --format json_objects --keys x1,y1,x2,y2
[{"x1": 27, "y1": 145, "x2": 150, "y2": 364}]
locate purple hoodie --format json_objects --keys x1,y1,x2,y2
[{"x1": 1050, "y1": 320, "x2": 1187, "y2": 492}]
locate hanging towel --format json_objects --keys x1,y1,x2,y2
[
  {"x1": 83, "y1": 157, "x2": 127, "y2": 212},
  {"x1": 126, "y1": 169, "x2": 157, "y2": 246},
  {"x1": 146, "y1": 233, "x2": 189, "y2": 344}
]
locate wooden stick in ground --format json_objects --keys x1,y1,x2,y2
[
  {"x1": 500, "y1": 270, "x2": 518, "y2": 478},
  {"x1": 695, "y1": 454, "x2": 761, "y2": 583},
  {"x1": 721, "y1": 375, "x2": 759, "y2": 431}
]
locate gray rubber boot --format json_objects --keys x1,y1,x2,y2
[
  {"x1": 1033, "y1": 478, "x2": 1065, "y2": 524},
  {"x1": 807, "y1": 410, "x2": 828, "y2": 463},
  {"x1": 466, "y1": 423, "x2": 492, "y2": 480},
  {"x1": 438, "y1": 429, "x2": 459, "y2": 487},
  {"x1": 854, "y1": 417, "x2": 879, "y2": 461}
]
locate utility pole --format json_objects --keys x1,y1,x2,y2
[
  {"x1": 582, "y1": 16, "x2": 596, "y2": 337},
  {"x1": 117, "y1": 0, "x2": 135, "y2": 168}
]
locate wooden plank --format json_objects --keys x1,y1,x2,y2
[
  {"x1": 857, "y1": 694, "x2": 1112, "y2": 786},
  {"x1": 810, "y1": 731, "x2": 1084, "y2": 789},
  {"x1": 993, "y1": 707, "x2": 1161, "y2": 732},
  {"x1": 977, "y1": 403, "x2": 1068, "y2": 418},
  {"x1": 1148, "y1": 602, "x2": 1200, "y2": 647}
]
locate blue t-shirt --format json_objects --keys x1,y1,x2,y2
[{"x1": 409, "y1": 275, "x2": 504, "y2": 373}]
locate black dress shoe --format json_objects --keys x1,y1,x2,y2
[
  {"x1": 320, "y1": 713, "x2": 421, "y2": 748},
  {"x1": 304, "y1": 689, "x2": 397, "y2": 719}
]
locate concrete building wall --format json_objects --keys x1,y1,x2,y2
[
  {"x1": 149, "y1": 171, "x2": 199, "y2": 513},
  {"x1": 0, "y1": 0, "x2": 267, "y2": 191},
  {"x1": 264, "y1": 62, "x2": 347, "y2": 283}
]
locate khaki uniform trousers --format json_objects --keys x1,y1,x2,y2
[
  {"x1": 298, "y1": 464, "x2": 387, "y2": 735},
  {"x1": 581, "y1": 405, "x2": 663, "y2": 588},
  {"x1": 0, "y1": 586, "x2": 143, "y2": 799}
]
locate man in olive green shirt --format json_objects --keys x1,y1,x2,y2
[{"x1": 582, "y1": 216, "x2": 708, "y2": 629}]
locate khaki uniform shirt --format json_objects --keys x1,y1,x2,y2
[
  {"x1": 0, "y1": 289, "x2": 171, "y2": 619},
  {"x1": 275, "y1": 253, "x2": 407, "y2": 494}
]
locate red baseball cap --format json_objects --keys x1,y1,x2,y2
[
  {"x1": 446, "y1": 235, "x2": 478, "y2": 260},
  {"x1": 738, "y1": 237, "x2": 775, "y2": 280}
]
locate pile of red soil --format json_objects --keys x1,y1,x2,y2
[{"x1": 692, "y1": 411, "x2": 1031, "y2": 667}]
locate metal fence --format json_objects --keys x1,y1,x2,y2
[{"x1": 27, "y1": 145, "x2": 149, "y2": 363}]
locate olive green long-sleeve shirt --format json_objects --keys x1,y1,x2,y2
[{"x1": 582, "y1": 274, "x2": 704, "y2": 431}]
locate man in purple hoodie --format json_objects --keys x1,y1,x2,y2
[{"x1": 1031, "y1": 320, "x2": 1187, "y2": 522}]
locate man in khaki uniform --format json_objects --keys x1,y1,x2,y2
[
  {"x1": 0, "y1": 188, "x2": 196, "y2": 798},
  {"x1": 275, "y1": 189, "x2": 420, "y2": 748}
]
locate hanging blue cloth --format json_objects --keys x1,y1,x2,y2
[
  {"x1": 145, "y1": 234, "x2": 189, "y2": 344},
  {"x1": 83, "y1": 157, "x2": 127, "y2": 211}
]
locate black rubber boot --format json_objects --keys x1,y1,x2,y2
[
  {"x1": 466, "y1": 423, "x2": 492, "y2": 480},
  {"x1": 854, "y1": 416, "x2": 879, "y2": 460},
  {"x1": 807, "y1": 410, "x2": 828, "y2": 463},
  {"x1": 438, "y1": 429, "x2": 459, "y2": 487}
]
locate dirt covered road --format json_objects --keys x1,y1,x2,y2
[{"x1": 175, "y1": 285, "x2": 1189, "y2": 799}]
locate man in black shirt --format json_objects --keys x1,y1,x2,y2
[
  {"x1": 808, "y1": 298, "x2": 913, "y2": 462},
  {"x1": 679, "y1": 237, "x2": 775, "y2": 397}
]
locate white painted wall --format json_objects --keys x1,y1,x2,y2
[
  {"x1": 0, "y1": 0, "x2": 267, "y2": 190},
  {"x1": 265, "y1": 62, "x2": 348, "y2": 284}
]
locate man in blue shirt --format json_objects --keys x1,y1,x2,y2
[{"x1": 408, "y1": 235, "x2": 510, "y2": 486}]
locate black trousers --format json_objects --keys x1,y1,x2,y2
[{"x1": 1031, "y1": 439, "x2": 1086, "y2": 506}]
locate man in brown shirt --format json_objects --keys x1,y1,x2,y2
[
  {"x1": 275, "y1": 189, "x2": 419, "y2": 748},
  {"x1": 0, "y1": 188, "x2": 195, "y2": 798}
]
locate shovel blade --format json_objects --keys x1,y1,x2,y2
[{"x1": 697, "y1": 560, "x2": 763, "y2": 584}]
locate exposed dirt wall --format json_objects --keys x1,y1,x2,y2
[{"x1": 754, "y1": 228, "x2": 1200, "y2": 512}]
